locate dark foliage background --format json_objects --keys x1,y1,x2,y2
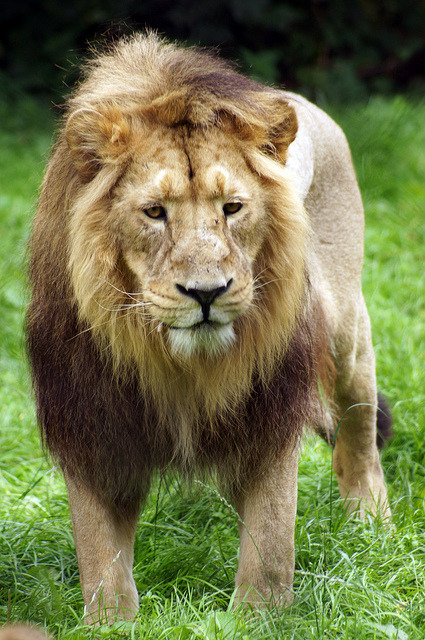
[{"x1": 1, "y1": 0, "x2": 425, "y2": 103}]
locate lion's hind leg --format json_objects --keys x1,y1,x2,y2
[{"x1": 331, "y1": 304, "x2": 390, "y2": 520}]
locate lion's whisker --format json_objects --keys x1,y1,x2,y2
[
  {"x1": 253, "y1": 266, "x2": 269, "y2": 280},
  {"x1": 103, "y1": 280, "x2": 145, "y2": 303},
  {"x1": 253, "y1": 277, "x2": 281, "y2": 291},
  {"x1": 67, "y1": 304, "x2": 157, "y2": 341},
  {"x1": 94, "y1": 300, "x2": 153, "y2": 313}
]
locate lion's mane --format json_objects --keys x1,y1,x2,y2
[{"x1": 26, "y1": 33, "x2": 328, "y2": 506}]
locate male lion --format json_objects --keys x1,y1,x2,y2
[{"x1": 26, "y1": 32, "x2": 390, "y2": 622}]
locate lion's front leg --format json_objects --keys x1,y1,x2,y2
[
  {"x1": 65, "y1": 473, "x2": 140, "y2": 624},
  {"x1": 233, "y1": 444, "x2": 299, "y2": 610}
]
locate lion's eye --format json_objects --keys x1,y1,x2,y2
[
  {"x1": 223, "y1": 202, "x2": 243, "y2": 216},
  {"x1": 143, "y1": 205, "x2": 167, "y2": 220}
]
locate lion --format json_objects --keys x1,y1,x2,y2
[{"x1": 26, "y1": 32, "x2": 391, "y2": 622}]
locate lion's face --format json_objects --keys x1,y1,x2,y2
[
  {"x1": 66, "y1": 90, "x2": 306, "y2": 390},
  {"x1": 108, "y1": 126, "x2": 268, "y2": 357}
]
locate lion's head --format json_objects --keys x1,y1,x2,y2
[
  {"x1": 29, "y1": 33, "x2": 313, "y2": 465},
  {"x1": 61, "y1": 34, "x2": 306, "y2": 406}
]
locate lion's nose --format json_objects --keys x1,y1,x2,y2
[{"x1": 176, "y1": 279, "x2": 233, "y2": 319}]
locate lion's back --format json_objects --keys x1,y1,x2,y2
[{"x1": 284, "y1": 92, "x2": 366, "y2": 334}]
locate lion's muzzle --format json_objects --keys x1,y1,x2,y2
[{"x1": 176, "y1": 278, "x2": 233, "y2": 322}]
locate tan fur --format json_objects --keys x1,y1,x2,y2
[
  {"x1": 27, "y1": 33, "x2": 389, "y2": 622},
  {"x1": 0, "y1": 627, "x2": 51, "y2": 640}
]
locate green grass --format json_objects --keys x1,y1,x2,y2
[{"x1": 0, "y1": 95, "x2": 424, "y2": 639}]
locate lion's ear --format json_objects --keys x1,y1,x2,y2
[
  {"x1": 262, "y1": 98, "x2": 298, "y2": 162},
  {"x1": 223, "y1": 95, "x2": 298, "y2": 163},
  {"x1": 66, "y1": 105, "x2": 131, "y2": 178}
]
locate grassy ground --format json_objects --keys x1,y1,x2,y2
[{"x1": 0, "y1": 95, "x2": 424, "y2": 639}]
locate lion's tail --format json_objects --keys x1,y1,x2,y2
[{"x1": 376, "y1": 392, "x2": 393, "y2": 449}]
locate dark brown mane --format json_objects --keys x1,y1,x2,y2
[{"x1": 27, "y1": 277, "x2": 325, "y2": 505}]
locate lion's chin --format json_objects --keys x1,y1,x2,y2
[{"x1": 167, "y1": 322, "x2": 235, "y2": 358}]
